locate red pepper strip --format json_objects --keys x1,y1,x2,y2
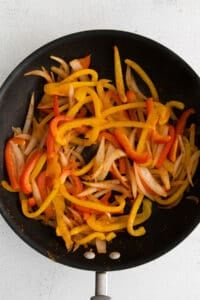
[
  {"x1": 4, "y1": 140, "x2": 20, "y2": 191},
  {"x1": 155, "y1": 125, "x2": 175, "y2": 168},
  {"x1": 68, "y1": 174, "x2": 83, "y2": 195},
  {"x1": 176, "y1": 108, "x2": 195, "y2": 135},
  {"x1": 100, "y1": 191, "x2": 112, "y2": 205},
  {"x1": 53, "y1": 95, "x2": 60, "y2": 116},
  {"x1": 151, "y1": 130, "x2": 171, "y2": 144},
  {"x1": 76, "y1": 106, "x2": 87, "y2": 118},
  {"x1": 126, "y1": 90, "x2": 136, "y2": 102},
  {"x1": 114, "y1": 129, "x2": 150, "y2": 164},
  {"x1": 146, "y1": 98, "x2": 154, "y2": 116},
  {"x1": 50, "y1": 115, "x2": 73, "y2": 137},
  {"x1": 79, "y1": 54, "x2": 91, "y2": 69},
  {"x1": 20, "y1": 150, "x2": 42, "y2": 194},
  {"x1": 119, "y1": 157, "x2": 126, "y2": 174},
  {"x1": 46, "y1": 131, "x2": 55, "y2": 158},
  {"x1": 99, "y1": 131, "x2": 120, "y2": 148},
  {"x1": 36, "y1": 171, "x2": 54, "y2": 218},
  {"x1": 169, "y1": 108, "x2": 195, "y2": 161}
]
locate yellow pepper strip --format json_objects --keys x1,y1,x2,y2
[
  {"x1": 1, "y1": 180, "x2": 16, "y2": 192},
  {"x1": 20, "y1": 180, "x2": 60, "y2": 218},
  {"x1": 74, "y1": 87, "x2": 103, "y2": 118},
  {"x1": 114, "y1": 46, "x2": 127, "y2": 103},
  {"x1": 136, "y1": 199, "x2": 152, "y2": 224},
  {"x1": 61, "y1": 68, "x2": 98, "y2": 83},
  {"x1": 96, "y1": 79, "x2": 114, "y2": 100},
  {"x1": 163, "y1": 159, "x2": 174, "y2": 175},
  {"x1": 76, "y1": 232, "x2": 106, "y2": 245},
  {"x1": 56, "y1": 117, "x2": 105, "y2": 145},
  {"x1": 87, "y1": 214, "x2": 127, "y2": 232},
  {"x1": 66, "y1": 96, "x2": 91, "y2": 118},
  {"x1": 155, "y1": 103, "x2": 170, "y2": 125},
  {"x1": 154, "y1": 180, "x2": 189, "y2": 206},
  {"x1": 127, "y1": 193, "x2": 146, "y2": 236},
  {"x1": 53, "y1": 196, "x2": 73, "y2": 250},
  {"x1": 100, "y1": 120, "x2": 151, "y2": 131},
  {"x1": 30, "y1": 153, "x2": 47, "y2": 180},
  {"x1": 44, "y1": 81, "x2": 97, "y2": 96},
  {"x1": 102, "y1": 102, "x2": 145, "y2": 118},
  {"x1": 166, "y1": 100, "x2": 185, "y2": 110},
  {"x1": 106, "y1": 232, "x2": 116, "y2": 241},
  {"x1": 72, "y1": 158, "x2": 95, "y2": 176},
  {"x1": 60, "y1": 184, "x2": 125, "y2": 213},
  {"x1": 39, "y1": 104, "x2": 69, "y2": 127},
  {"x1": 70, "y1": 225, "x2": 91, "y2": 236},
  {"x1": 137, "y1": 108, "x2": 159, "y2": 153},
  {"x1": 125, "y1": 59, "x2": 159, "y2": 100}
]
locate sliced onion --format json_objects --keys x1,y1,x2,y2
[
  {"x1": 24, "y1": 136, "x2": 38, "y2": 156},
  {"x1": 93, "y1": 137, "x2": 105, "y2": 170},
  {"x1": 77, "y1": 187, "x2": 98, "y2": 197},
  {"x1": 127, "y1": 161, "x2": 137, "y2": 199},
  {"x1": 111, "y1": 161, "x2": 128, "y2": 188},
  {"x1": 187, "y1": 150, "x2": 200, "y2": 186},
  {"x1": 69, "y1": 59, "x2": 83, "y2": 71},
  {"x1": 31, "y1": 179, "x2": 42, "y2": 205},
  {"x1": 125, "y1": 65, "x2": 146, "y2": 100},
  {"x1": 96, "y1": 238, "x2": 106, "y2": 254},
  {"x1": 67, "y1": 207, "x2": 83, "y2": 224},
  {"x1": 50, "y1": 56, "x2": 70, "y2": 74},
  {"x1": 10, "y1": 141, "x2": 25, "y2": 177},
  {"x1": 25, "y1": 67, "x2": 53, "y2": 83},
  {"x1": 173, "y1": 153, "x2": 184, "y2": 179},
  {"x1": 83, "y1": 180, "x2": 130, "y2": 195},
  {"x1": 135, "y1": 163, "x2": 167, "y2": 197},
  {"x1": 134, "y1": 164, "x2": 154, "y2": 200},
  {"x1": 159, "y1": 167, "x2": 170, "y2": 190},
  {"x1": 23, "y1": 93, "x2": 35, "y2": 134}
]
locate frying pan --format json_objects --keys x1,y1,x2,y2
[{"x1": 0, "y1": 30, "x2": 200, "y2": 299}]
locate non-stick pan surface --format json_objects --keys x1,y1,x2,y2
[{"x1": 0, "y1": 30, "x2": 200, "y2": 272}]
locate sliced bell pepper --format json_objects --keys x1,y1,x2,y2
[
  {"x1": 20, "y1": 150, "x2": 42, "y2": 194},
  {"x1": 53, "y1": 95, "x2": 60, "y2": 116},
  {"x1": 169, "y1": 108, "x2": 195, "y2": 162},
  {"x1": 99, "y1": 131, "x2": 120, "y2": 148},
  {"x1": 151, "y1": 129, "x2": 171, "y2": 144},
  {"x1": 155, "y1": 125, "x2": 175, "y2": 168},
  {"x1": 50, "y1": 115, "x2": 73, "y2": 137},
  {"x1": 126, "y1": 90, "x2": 136, "y2": 102},
  {"x1": 146, "y1": 97, "x2": 154, "y2": 116},
  {"x1": 114, "y1": 129, "x2": 150, "y2": 164},
  {"x1": 78, "y1": 54, "x2": 91, "y2": 69}
]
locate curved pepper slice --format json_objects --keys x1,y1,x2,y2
[
  {"x1": 114, "y1": 129, "x2": 150, "y2": 164},
  {"x1": 20, "y1": 150, "x2": 42, "y2": 194},
  {"x1": 156, "y1": 125, "x2": 175, "y2": 168}
]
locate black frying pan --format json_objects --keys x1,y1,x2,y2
[{"x1": 0, "y1": 30, "x2": 200, "y2": 299}]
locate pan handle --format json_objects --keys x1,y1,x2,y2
[{"x1": 90, "y1": 272, "x2": 111, "y2": 300}]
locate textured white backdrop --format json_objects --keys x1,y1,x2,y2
[{"x1": 0, "y1": 1, "x2": 200, "y2": 299}]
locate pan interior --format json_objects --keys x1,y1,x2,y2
[{"x1": 0, "y1": 30, "x2": 200, "y2": 271}]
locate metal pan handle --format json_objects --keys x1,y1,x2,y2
[{"x1": 90, "y1": 272, "x2": 111, "y2": 300}]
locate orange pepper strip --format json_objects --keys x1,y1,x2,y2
[
  {"x1": 46, "y1": 131, "x2": 55, "y2": 158},
  {"x1": 79, "y1": 54, "x2": 91, "y2": 69},
  {"x1": 53, "y1": 95, "x2": 60, "y2": 116},
  {"x1": 114, "y1": 46, "x2": 127, "y2": 103},
  {"x1": 100, "y1": 191, "x2": 112, "y2": 205},
  {"x1": 50, "y1": 115, "x2": 73, "y2": 137},
  {"x1": 20, "y1": 150, "x2": 42, "y2": 194},
  {"x1": 114, "y1": 129, "x2": 150, "y2": 164},
  {"x1": 169, "y1": 108, "x2": 195, "y2": 161},
  {"x1": 99, "y1": 131, "x2": 120, "y2": 148},
  {"x1": 146, "y1": 98, "x2": 154, "y2": 116},
  {"x1": 37, "y1": 171, "x2": 54, "y2": 218},
  {"x1": 151, "y1": 130, "x2": 171, "y2": 144},
  {"x1": 176, "y1": 108, "x2": 195, "y2": 135},
  {"x1": 155, "y1": 125, "x2": 175, "y2": 168},
  {"x1": 126, "y1": 90, "x2": 136, "y2": 102},
  {"x1": 28, "y1": 197, "x2": 37, "y2": 208},
  {"x1": 4, "y1": 140, "x2": 20, "y2": 191}
]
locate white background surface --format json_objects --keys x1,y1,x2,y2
[{"x1": 0, "y1": 0, "x2": 200, "y2": 299}]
